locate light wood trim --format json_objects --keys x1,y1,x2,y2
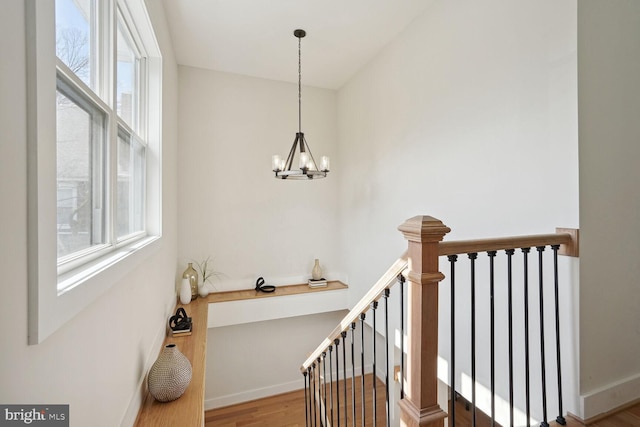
[
  {"x1": 135, "y1": 297, "x2": 208, "y2": 427},
  {"x1": 300, "y1": 251, "x2": 408, "y2": 372},
  {"x1": 398, "y1": 215, "x2": 449, "y2": 427},
  {"x1": 438, "y1": 231, "x2": 576, "y2": 256},
  {"x1": 557, "y1": 227, "x2": 579, "y2": 257},
  {"x1": 394, "y1": 364, "x2": 401, "y2": 382},
  {"x1": 207, "y1": 280, "x2": 347, "y2": 304}
]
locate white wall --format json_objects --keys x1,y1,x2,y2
[
  {"x1": 337, "y1": 0, "x2": 579, "y2": 422},
  {"x1": 176, "y1": 66, "x2": 340, "y2": 287},
  {"x1": 205, "y1": 311, "x2": 349, "y2": 408},
  {"x1": 338, "y1": 0, "x2": 578, "y2": 293},
  {"x1": 0, "y1": 1, "x2": 179, "y2": 426},
  {"x1": 578, "y1": 1, "x2": 640, "y2": 419},
  {"x1": 176, "y1": 66, "x2": 341, "y2": 405}
]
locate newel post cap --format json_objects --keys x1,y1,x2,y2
[{"x1": 398, "y1": 215, "x2": 451, "y2": 243}]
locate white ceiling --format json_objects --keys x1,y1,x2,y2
[{"x1": 161, "y1": 0, "x2": 433, "y2": 90}]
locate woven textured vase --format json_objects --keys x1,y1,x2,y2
[{"x1": 148, "y1": 344, "x2": 193, "y2": 402}]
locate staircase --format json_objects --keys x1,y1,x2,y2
[{"x1": 300, "y1": 215, "x2": 579, "y2": 427}]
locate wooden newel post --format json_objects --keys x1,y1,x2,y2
[{"x1": 398, "y1": 215, "x2": 451, "y2": 427}]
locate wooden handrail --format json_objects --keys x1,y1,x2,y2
[
  {"x1": 438, "y1": 230, "x2": 577, "y2": 257},
  {"x1": 300, "y1": 228, "x2": 578, "y2": 374},
  {"x1": 300, "y1": 251, "x2": 408, "y2": 372}
]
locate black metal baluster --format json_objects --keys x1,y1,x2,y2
[
  {"x1": 360, "y1": 312, "x2": 366, "y2": 427},
  {"x1": 384, "y1": 288, "x2": 391, "y2": 427},
  {"x1": 551, "y1": 245, "x2": 566, "y2": 425},
  {"x1": 312, "y1": 362, "x2": 317, "y2": 427},
  {"x1": 399, "y1": 273, "x2": 406, "y2": 400},
  {"x1": 351, "y1": 322, "x2": 357, "y2": 426},
  {"x1": 469, "y1": 252, "x2": 478, "y2": 427},
  {"x1": 323, "y1": 353, "x2": 328, "y2": 427},
  {"x1": 306, "y1": 368, "x2": 311, "y2": 427},
  {"x1": 304, "y1": 370, "x2": 310, "y2": 427},
  {"x1": 329, "y1": 345, "x2": 334, "y2": 427},
  {"x1": 537, "y1": 246, "x2": 549, "y2": 427},
  {"x1": 342, "y1": 331, "x2": 348, "y2": 427},
  {"x1": 522, "y1": 248, "x2": 531, "y2": 427},
  {"x1": 448, "y1": 254, "x2": 458, "y2": 427},
  {"x1": 506, "y1": 248, "x2": 515, "y2": 427},
  {"x1": 335, "y1": 338, "x2": 341, "y2": 427},
  {"x1": 372, "y1": 301, "x2": 378, "y2": 426},
  {"x1": 488, "y1": 250, "x2": 497, "y2": 426},
  {"x1": 308, "y1": 367, "x2": 314, "y2": 427}
]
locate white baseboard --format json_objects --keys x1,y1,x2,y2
[
  {"x1": 205, "y1": 379, "x2": 302, "y2": 410},
  {"x1": 205, "y1": 364, "x2": 377, "y2": 411},
  {"x1": 581, "y1": 372, "x2": 640, "y2": 420}
]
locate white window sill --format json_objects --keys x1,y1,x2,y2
[
  {"x1": 58, "y1": 235, "x2": 160, "y2": 295},
  {"x1": 29, "y1": 235, "x2": 161, "y2": 345}
]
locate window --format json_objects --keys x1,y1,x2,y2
[
  {"x1": 54, "y1": 0, "x2": 152, "y2": 272},
  {"x1": 55, "y1": 0, "x2": 96, "y2": 90},
  {"x1": 56, "y1": 82, "x2": 107, "y2": 259},
  {"x1": 117, "y1": 129, "x2": 146, "y2": 239},
  {"x1": 27, "y1": 0, "x2": 162, "y2": 344},
  {"x1": 116, "y1": 13, "x2": 141, "y2": 131}
]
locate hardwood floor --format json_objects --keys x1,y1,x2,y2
[
  {"x1": 448, "y1": 400, "x2": 640, "y2": 427},
  {"x1": 205, "y1": 373, "x2": 387, "y2": 426},
  {"x1": 572, "y1": 401, "x2": 640, "y2": 427},
  {"x1": 449, "y1": 392, "x2": 498, "y2": 427},
  {"x1": 206, "y1": 384, "x2": 640, "y2": 427},
  {"x1": 205, "y1": 389, "x2": 306, "y2": 427}
]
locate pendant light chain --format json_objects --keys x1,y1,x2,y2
[{"x1": 298, "y1": 35, "x2": 302, "y2": 134}]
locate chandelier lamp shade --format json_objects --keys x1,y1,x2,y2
[{"x1": 272, "y1": 29, "x2": 330, "y2": 179}]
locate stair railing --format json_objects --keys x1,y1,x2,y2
[
  {"x1": 300, "y1": 215, "x2": 578, "y2": 427},
  {"x1": 439, "y1": 226, "x2": 578, "y2": 427},
  {"x1": 302, "y1": 250, "x2": 409, "y2": 427}
]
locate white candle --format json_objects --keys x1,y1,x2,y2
[
  {"x1": 299, "y1": 152, "x2": 310, "y2": 170},
  {"x1": 320, "y1": 156, "x2": 330, "y2": 172},
  {"x1": 272, "y1": 155, "x2": 283, "y2": 172}
]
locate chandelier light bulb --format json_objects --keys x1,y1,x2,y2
[
  {"x1": 320, "y1": 156, "x2": 330, "y2": 172},
  {"x1": 272, "y1": 155, "x2": 283, "y2": 172},
  {"x1": 299, "y1": 152, "x2": 310, "y2": 170}
]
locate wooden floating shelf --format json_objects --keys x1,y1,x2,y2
[
  {"x1": 135, "y1": 297, "x2": 208, "y2": 427},
  {"x1": 207, "y1": 280, "x2": 348, "y2": 303},
  {"x1": 206, "y1": 281, "x2": 349, "y2": 328},
  {"x1": 135, "y1": 280, "x2": 348, "y2": 426}
]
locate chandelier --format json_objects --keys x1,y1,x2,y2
[{"x1": 272, "y1": 29, "x2": 330, "y2": 179}]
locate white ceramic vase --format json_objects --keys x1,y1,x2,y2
[
  {"x1": 198, "y1": 283, "x2": 209, "y2": 298},
  {"x1": 179, "y1": 278, "x2": 191, "y2": 304},
  {"x1": 312, "y1": 259, "x2": 322, "y2": 281}
]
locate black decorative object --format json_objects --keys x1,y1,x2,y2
[
  {"x1": 169, "y1": 307, "x2": 192, "y2": 333},
  {"x1": 255, "y1": 277, "x2": 276, "y2": 293}
]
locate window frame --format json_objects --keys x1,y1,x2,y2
[
  {"x1": 116, "y1": 7, "x2": 144, "y2": 133},
  {"x1": 56, "y1": 64, "x2": 110, "y2": 268},
  {"x1": 116, "y1": 126, "x2": 147, "y2": 242},
  {"x1": 26, "y1": 0, "x2": 162, "y2": 345}
]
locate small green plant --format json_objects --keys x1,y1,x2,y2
[{"x1": 194, "y1": 256, "x2": 222, "y2": 286}]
